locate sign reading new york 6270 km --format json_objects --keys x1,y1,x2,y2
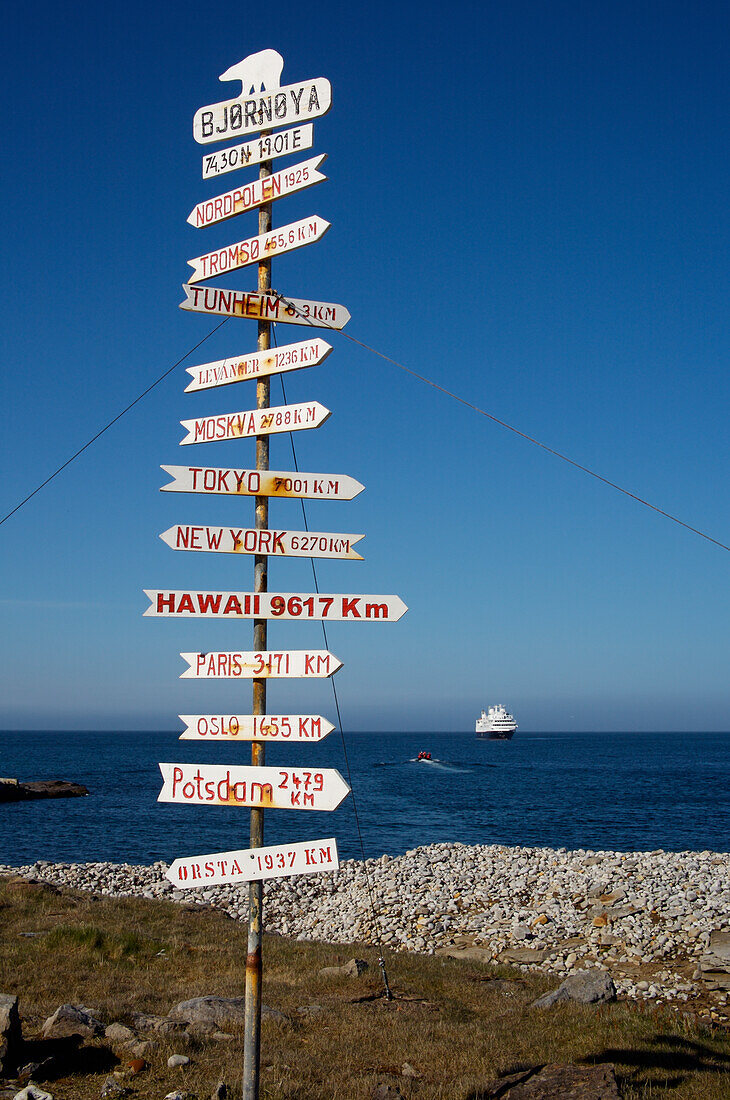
[
  {"x1": 158, "y1": 763, "x2": 349, "y2": 811},
  {"x1": 144, "y1": 590, "x2": 408, "y2": 621}
]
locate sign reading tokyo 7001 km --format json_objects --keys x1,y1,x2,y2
[{"x1": 161, "y1": 465, "x2": 364, "y2": 500}]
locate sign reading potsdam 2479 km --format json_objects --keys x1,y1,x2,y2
[{"x1": 158, "y1": 763, "x2": 350, "y2": 810}]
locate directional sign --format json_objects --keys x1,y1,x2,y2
[
  {"x1": 179, "y1": 285, "x2": 351, "y2": 330},
  {"x1": 193, "y1": 78, "x2": 332, "y2": 144},
  {"x1": 179, "y1": 401, "x2": 330, "y2": 446},
  {"x1": 179, "y1": 714, "x2": 335, "y2": 741},
  {"x1": 188, "y1": 156, "x2": 327, "y2": 228},
  {"x1": 166, "y1": 837, "x2": 339, "y2": 888},
  {"x1": 179, "y1": 650, "x2": 342, "y2": 679},
  {"x1": 159, "y1": 763, "x2": 350, "y2": 811},
  {"x1": 160, "y1": 525, "x2": 364, "y2": 560},
  {"x1": 188, "y1": 216, "x2": 330, "y2": 284},
  {"x1": 145, "y1": 590, "x2": 408, "y2": 622},
  {"x1": 184, "y1": 338, "x2": 332, "y2": 393},
  {"x1": 202, "y1": 124, "x2": 314, "y2": 179},
  {"x1": 160, "y1": 465, "x2": 364, "y2": 500}
]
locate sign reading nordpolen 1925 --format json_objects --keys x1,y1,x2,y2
[
  {"x1": 193, "y1": 78, "x2": 332, "y2": 144},
  {"x1": 188, "y1": 157, "x2": 327, "y2": 228}
]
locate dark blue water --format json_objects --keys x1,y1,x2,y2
[{"x1": 0, "y1": 730, "x2": 728, "y2": 865}]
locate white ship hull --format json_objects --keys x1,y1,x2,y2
[{"x1": 476, "y1": 704, "x2": 517, "y2": 740}]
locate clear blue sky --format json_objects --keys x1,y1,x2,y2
[{"x1": 3, "y1": 0, "x2": 730, "y2": 732}]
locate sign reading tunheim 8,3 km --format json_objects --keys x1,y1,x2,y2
[{"x1": 146, "y1": 48, "x2": 406, "y2": 1098}]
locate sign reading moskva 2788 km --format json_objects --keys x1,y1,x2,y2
[
  {"x1": 179, "y1": 401, "x2": 330, "y2": 446},
  {"x1": 144, "y1": 590, "x2": 408, "y2": 621},
  {"x1": 193, "y1": 77, "x2": 331, "y2": 144}
]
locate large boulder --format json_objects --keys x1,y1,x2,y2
[
  {"x1": 700, "y1": 931, "x2": 730, "y2": 990},
  {"x1": 480, "y1": 1063, "x2": 619, "y2": 1098},
  {"x1": 0, "y1": 994, "x2": 21, "y2": 1075},
  {"x1": 41, "y1": 1004, "x2": 104, "y2": 1039},
  {"x1": 532, "y1": 970, "x2": 616, "y2": 1009},
  {"x1": 168, "y1": 997, "x2": 287, "y2": 1027}
]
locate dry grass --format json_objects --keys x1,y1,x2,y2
[{"x1": 1, "y1": 875, "x2": 729, "y2": 1098}]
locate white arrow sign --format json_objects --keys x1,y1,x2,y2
[
  {"x1": 188, "y1": 156, "x2": 327, "y2": 228},
  {"x1": 179, "y1": 285, "x2": 351, "y2": 330},
  {"x1": 158, "y1": 763, "x2": 350, "y2": 811},
  {"x1": 193, "y1": 77, "x2": 332, "y2": 144},
  {"x1": 179, "y1": 714, "x2": 335, "y2": 741},
  {"x1": 160, "y1": 465, "x2": 364, "y2": 500},
  {"x1": 180, "y1": 401, "x2": 330, "y2": 446},
  {"x1": 187, "y1": 216, "x2": 330, "y2": 283},
  {"x1": 160, "y1": 525, "x2": 363, "y2": 560},
  {"x1": 180, "y1": 650, "x2": 342, "y2": 679},
  {"x1": 184, "y1": 338, "x2": 332, "y2": 393},
  {"x1": 145, "y1": 590, "x2": 408, "y2": 622},
  {"x1": 166, "y1": 837, "x2": 339, "y2": 888},
  {"x1": 202, "y1": 124, "x2": 314, "y2": 179}
]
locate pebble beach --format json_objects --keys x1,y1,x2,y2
[{"x1": 3, "y1": 842, "x2": 729, "y2": 1017}]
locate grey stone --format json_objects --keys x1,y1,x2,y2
[
  {"x1": 532, "y1": 970, "x2": 617, "y2": 1009},
  {"x1": 168, "y1": 997, "x2": 286, "y2": 1026},
  {"x1": 41, "y1": 1004, "x2": 104, "y2": 1040},
  {"x1": 168, "y1": 1055, "x2": 191, "y2": 1068},
  {"x1": 104, "y1": 1023, "x2": 135, "y2": 1043},
  {"x1": 480, "y1": 1062, "x2": 620, "y2": 1098},
  {"x1": 100, "y1": 1078, "x2": 130, "y2": 1098},
  {"x1": 319, "y1": 958, "x2": 369, "y2": 978},
  {"x1": 435, "y1": 946, "x2": 494, "y2": 963},
  {"x1": 13, "y1": 1089, "x2": 53, "y2": 1100},
  {"x1": 700, "y1": 931, "x2": 730, "y2": 989},
  {"x1": 296, "y1": 1004, "x2": 323, "y2": 1016},
  {"x1": 0, "y1": 995, "x2": 21, "y2": 1076},
  {"x1": 498, "y1": 947, "x2": 550, "y2": 965}
]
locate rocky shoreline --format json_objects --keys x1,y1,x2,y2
[{"x1": 2, "y1": 842, "x2": 729, "y2": 1019}]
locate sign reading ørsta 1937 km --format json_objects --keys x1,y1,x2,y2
[{"x1": 146, "y1": 48, "x2": 406, "y2": 1096}]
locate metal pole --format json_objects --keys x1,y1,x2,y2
[{"x1": 243, "y1": 143, "x2": 272, "y2": 1100}]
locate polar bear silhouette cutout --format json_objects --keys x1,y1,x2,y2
[{"x1": 219, "y1": 50, "x2": 284, "y2": 96}]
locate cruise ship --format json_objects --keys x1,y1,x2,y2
[{"x1": 475, "y1": 704, "x2": 518, "y2": 740}]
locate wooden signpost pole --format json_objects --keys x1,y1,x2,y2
[{"x1": 243, "y1": 140, "x2": 272, "y2": 1100}]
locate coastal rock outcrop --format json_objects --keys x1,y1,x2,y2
[
  {"x1": 532, "y1": 969, "x2": 616, "y2": 1008},
  {"x1": 41, "y1": 1004, "x2": 104, "y2": 1040},
  {"x1": 0, "y1": 994, "x2": 21, "y2": 1076}
]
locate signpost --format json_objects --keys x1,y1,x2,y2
[
  {"x1": 179, "y1": 650, "x2": 342, "y2": 679},
  {"x1": 193, "y1": 77, "x2": 332, "y2": 143},
  {"x1": 166, "y1": 837, "x2": 339, "y2": 887},
  {"x1": 179, "y1": 401, "x2": 330, "y2": 445},
  {"x1": 179, "y1": 284, "x2": 351, "y2": 329},
  {"x1": 187, "y1": 216, "x2": 330, "y2": 283},
  {"x1": 161, "y1": 465, "x2": 364, "y2": 500},
  {"x1": 158, "y1": 762, "x2": 350, "y2": 811},
  {"x1": 188, "y1": 156, "x2": 327, "y2": 227},
  {"x1": 184, "y1": 337, "x2": 332, "y2": 392},
  {"x1": 202, "y1": 124, "x2": 314, "y2": 179},
  {"x1": 160, "y1": 524, "x2": 364, "y2": 559},
  {"x1": 179, "y1": 714, "x2": 335, "y2": 741},
  {"x1": 146, "y1": 590, "x2": 408, "y2": 621}
]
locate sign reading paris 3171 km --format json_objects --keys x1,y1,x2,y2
[{"x1": 145, "y1": 47, "x2": 407, "y2": 918}]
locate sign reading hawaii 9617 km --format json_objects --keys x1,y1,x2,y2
[{"x1": 145, "y1": 49, "x2": 406, "y2": 1091}]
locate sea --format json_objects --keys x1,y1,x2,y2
[{"x1": 0, "y1": 730, "x2": 728, "y2": 866}]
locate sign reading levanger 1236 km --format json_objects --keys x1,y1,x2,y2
[{"x1": 184, "y1": 338, "x2": 332, "y2": 392}]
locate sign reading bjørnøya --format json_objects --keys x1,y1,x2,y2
[
  {"x1": 145, "y1": 590, "x2": 408, "y2": 622},
  {"x1": 160, "y1": 465, "x2": 364, "y2": 500},
  {"x1": 188, "y1": 216, "x2": 330, "y2": 284},
  {"x1": 179, "y1": 401, "x2": 330, "y2": 446},
  {"x1": 158, "y1": 763, "x2": 350, "y2": 811},
  {"x1": 179, "y1": 285, "x2": 351, "y2": 330},
  {"x1": 188, "y1": 157, "x2": 327, "y2": 228},
  {"x1": 184, "y1": 338, "x2": 332, "y2": 393},
  {"x1": 179, "y1": 650, "x2": 342, "y2": 679},
  {"x1": 193, "y1": 78, "x2": 332, "y2": 144},
  {"x1": 166, "y1": 837, "x2": 339, "y2": 888},
  {"x1": 179, "y1": 714, "x2": 335, "y2": 741},
  {"x1": 160, "y1": 525, "x2": 363, "y2": 560},
  {"x1": 202, "y1": 124, "x2": 314, "y2": 179}
]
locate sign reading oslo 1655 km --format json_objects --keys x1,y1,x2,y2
[
  {"x1": 179, "y1": 650, "x2": 342, "y2": 679},
  {"x1": 145, "y1": 591, "x2": 408, "y2": 621},
  {"x1": 167, "y1": 837, "x2": 339, "y2": 889},
  {"x1": 185, "y1": 338, "x2": 332, "y2": 393},
  {"x1": 193, "y1": 77, "x2": 331, "y2": 144},
  {"x1": 188, "y1": 216, "x2": 329, "y2": 284},
  {"x1": 179, "y1": 714, "x2": 335, "y2": 741},
  {"x1": 161, "y1": 465, "x2": 364, "y2": 501},
  {"x1": 158, "y1": 763, "x2": 350, "y2": 811},
  {"x1": 179, "y1": 402, "x2": 330, "y2": 446},
  {"x1": 180, "y1": 285, "x2": 351, "y2": 330},
  {"x1": 188, "y1": 157, "x2": 327, "y2": 228},
  {"x1": 160, "y1": 525, "x2": 364, "y2": 560}
]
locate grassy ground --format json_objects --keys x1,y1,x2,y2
[{"x1": 1, "y1": 875, "x2": 729, "y2": 1099}]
